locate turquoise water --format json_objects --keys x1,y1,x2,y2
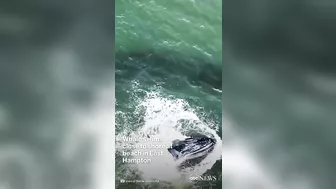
[{"x1": 115, "y1": 0, "x2": 222, "y2": 188}]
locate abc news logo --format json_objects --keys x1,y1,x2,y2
[{"x1": 189, "y1": 174, "x2": 217, "y2": 181}]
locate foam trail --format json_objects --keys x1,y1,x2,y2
[
  {"x1": 222, "y1": 115, "x2": 315, "y2": 189},
  {"x1": 117, "y1": 92, "x2": 222, "y2": 183},
  {"x1": 89, "y1": 86, "x2": 115, "y2": 189},
  {"x1": 60, "y1": 84, "x2": 114, "y2": 189},
  {"x1": 48, "y1": 47, "x2": 115, "y2": 189}
]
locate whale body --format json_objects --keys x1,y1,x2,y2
[{"x1": 168, "y1": 137, "x2": 216, "y2": 161}]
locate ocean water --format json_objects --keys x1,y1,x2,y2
[
  {"x1": 221, "y1": 1, "x2": 336, "y2": 188},
  {"x1": 221, "y1": 54, "x2": 336, "y2": 189},
  {"x1": 115, "y1": 0, "x2": 222, "y2": 188},
  {"x1": 1, "y1": 0, "x2": 335, "y2": 189}
]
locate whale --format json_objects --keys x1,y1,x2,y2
[{"x1": 168, "y1": 137, "x2": 216, "y2": 161}]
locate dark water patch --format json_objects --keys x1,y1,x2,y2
[
  {"x1": 0, "y1": 0, "x2": 75, "y2": 48},
  {"x1": 116, "y1": 51, "x2": 222, "y2": 90},
  {"x1": 223, "y1": 0, "x2": 336, "y2": 75}
]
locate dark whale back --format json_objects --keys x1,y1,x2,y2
[{"x1": 168, "y1": 137, "x2": 216, "y2": 161}]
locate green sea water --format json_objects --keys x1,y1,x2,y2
[{"x1": 115, "y1": 0, "x2": 222, "y2": 188}]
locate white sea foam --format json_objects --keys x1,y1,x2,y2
[
  {"x1": 117, "y1": 92, "x2": 222, "y2": 183},
  {"x1": 222, "y1": 115, "x2": 315, "y2": 189}
]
